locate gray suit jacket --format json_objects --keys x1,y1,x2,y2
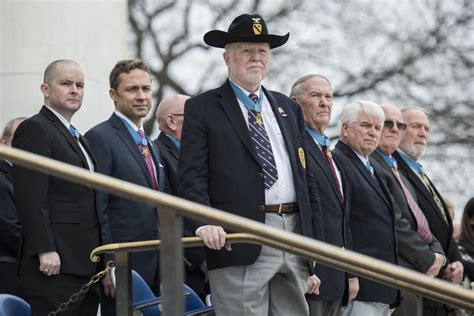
[{"x1": 370, "y1": 151, "x2": 444, "y2": 273}]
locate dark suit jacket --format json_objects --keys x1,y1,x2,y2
[
  {"x1": 177, "y1": 80, "x2": 322, "y2": 271},
  {"x1": 332, "y1": 141, "x2": 398, "y2": 305},
  {"x1": 85, "y1": 113, "x2": 165, "y2": 287},
  {"x1": 370, "y1": 151, "x2": 444, "y2": 272},
  {"x1": 154, "y1": 132, "x2": 207, "y2": 296},
  {"x1": 0, "y1": 159, "x2": 21, "y2": 262},
  {"x1": 304, "y1": 133, "x2": 352, "y2": 302},
  {"x1": 12, "y1": 106, "x2": 100, "y2": 277},
  {"x1": 393, "y1": 151, "x2": 461, "y2": 265}
]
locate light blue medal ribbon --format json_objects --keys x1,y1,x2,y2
[
  {"x1": 228, "y1": 80, "x2": 264, "y2": 112},
  {"x1": 305, "y1": 126, "x2": 330, "y2": 147},
  {"x1": 118, "y1": 117, "x2": 148, "y2": 146},
  {"x1": 376, "y1": 149, "x2": 397, "y2": 169},
  {"x1": 397, "y1": 149, "x2": 423, "y2": 174}
]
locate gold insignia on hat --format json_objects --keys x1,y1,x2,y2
[
  {"x1": 298, "y1": 147, "x2": 306, "y2": 169},
  {"x1": 253, "y1": 23, "x2": 262, "y2": 35}
]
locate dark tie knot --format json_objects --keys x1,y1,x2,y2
[{"x1": 249, "y1": 93, "x2": 258, "y2": 104}]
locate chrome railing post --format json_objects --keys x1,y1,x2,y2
[
  {"x1": 159, "y1": 207, "x2": 184, "y2": 315},
  {"x1": 115, "y1": 251, "x2": 132, "y2": 316}
]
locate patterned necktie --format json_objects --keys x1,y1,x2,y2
[
  {"x1": 69, "y1": 125, "x2": 80, "y2": 142},
  {"x1": 392, "y1": 167, "x2": 433, "y2": 243},
  {"x1": 322, "y1": 146, "x2": 343, "y2": 201},
  {"x1": 419, "y1": 172, "x2": 448, "y2": 224},
  {"x1": 137, "y1": 130, "x2": 158, "y2": 190},
  {"x1": 365, "y1": 160, "x2": 374, "y2": 177},
  {"x1": 248, "y1": 93, "x2": 278, "y2": 189}
]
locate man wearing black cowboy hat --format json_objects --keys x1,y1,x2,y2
[{"x1": 178, "y1": 13, "x2": 323, "y2": 315}]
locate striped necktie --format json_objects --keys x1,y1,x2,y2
[
  {"x1": 248, "y1": 93, "x2": 278, "y2": 189},
  {"x1": 137, "y1": 130, "x2": 158, "y2": 190},
  {"x1": 322, "y1": 146, "x2": 343, "y2": 201},
  {"x1": 392, "y1": 167, "x2": 433, "y2": 243}
]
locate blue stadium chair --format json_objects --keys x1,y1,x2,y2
[
  {"x1": 0, "y1": 294, "x2": 30, "y2": 316},
  {"x1": 110, "y1": 268, "x2": 214, "y2": 315}
]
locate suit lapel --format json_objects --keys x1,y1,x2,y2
[
  {"x1": 337, "y1": 141, "x2": 390, "y2": 207},
  {"x1": 109, "y1": 114, "x2": 154, "y2": 189},
  {"x1": 40, "y1": 107, "x2": 89, "y2": 169},
  {"x1": 306, "y1": 133, "x2": 343, "y2": 207},
  {"x1": 218, "y1": 81, "x2": 259, "y2": 163},
  {"x1": 148, "y1": 137, "x2": 165, "y2": 192},
  {"x1": 158, "y1": 133, "x2": 179, "y2": 161},
  {"x1": 393, "y1": 151, "x2": 450, "y2": 228}
]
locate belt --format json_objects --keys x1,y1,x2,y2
[{"x1": 261, "y1": 203, "x2": 298, "y2": 214}]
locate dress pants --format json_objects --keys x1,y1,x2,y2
[
  {"x1": 342, "y1": 300, "x2": 390, "y2": 316},
  {"x1": 208, "y1": 213, "x2": 310, "y2": 316},
  {"x1": 308, "y1": 298, "x2": 342, "y2": 316},
  {"x1": 18, "y1": 273, "x2": 99, "y2": 316}
]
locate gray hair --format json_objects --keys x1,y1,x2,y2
[
  {"x1": 290, "y1": 74, "x2": 332, "y2": 99},
  {"x1": 339, "y1": 100, "x2": 384, "y2": 135},
  {"x1": 1, "y1": 117, "x2": 26, "y2": 139},
  {"x1": 401, "y1": 105, "x2": 429, "y2": 118}
]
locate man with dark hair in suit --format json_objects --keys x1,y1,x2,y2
[
  {"x1": 369, "y1": 104, "x2": 446, "y2": 316},
  {"x1": 154, "y1": 94, "x2": 208, "y2": 300},
  {"x1": 290, "y1": 74, "x2": 358, "y2": 315},
  {"x1": 332, "y1": 100, "x2": 399, "y2": 316},
  {"x1": 85, "y1": 59, "x2": 165, "y2": 316},
  {"x1": 177, "y1": 13, "x2": 322, "y2": 315},
  {"x1": 12, "y1": 60, "x2": 100, "y2": 315},
  {"x1": 393, "y1": 106, "x2": 463, "y2": 316},
  {"x1": 0, "y1": 117, "x2": 25, "y2": 296}
]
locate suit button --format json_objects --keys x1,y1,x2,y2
[
  {"x1": 257, "y1": 173, "x2": 264, "y2": 178},
  {"x1": 259, "y1": 205, "x2": 265, "y2": 211}
]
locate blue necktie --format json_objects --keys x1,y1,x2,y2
[
  {"x1": 248, "y1": 93, "x2": 278, "y2": 189},
  {"x1": 69, "y1": 125, "x2": 80, "y2": 142},
  {"x1": 365, "y1": 160, "x2": 374, "y2": 176}
]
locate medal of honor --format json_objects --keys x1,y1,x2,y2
[
  {"x1": 141, "y1": 146, "x2": 149, "y2": 158},
  {"x1": 255, "y1": 113, "x2": 263, "y2": 125}
]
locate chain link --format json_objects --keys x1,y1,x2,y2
[{"x1": 47, "y1": 260, "x2": 114, "y2": 316}]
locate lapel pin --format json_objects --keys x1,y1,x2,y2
[{"x1": 278, "y1": 107, "x2": 287, "y2": 117}]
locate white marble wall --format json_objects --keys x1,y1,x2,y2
[{"x1": 0, "y1": 0, "x2": 129, "y2": 133}]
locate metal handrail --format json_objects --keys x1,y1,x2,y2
[{"x1": 1, "y1": 145, "x2": 473, "y2": 311}]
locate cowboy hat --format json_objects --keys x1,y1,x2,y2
[{"x1": 203, "y1": 14, "x2": 289, "y2": 49}]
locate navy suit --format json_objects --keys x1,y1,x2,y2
[
  {"x1": 154, "y1": 132, "x2": 207, "y2": 298},
  {"x1": 85, "y1": 113, "x2": 165, "y2": 290},
  {"x1": 304, "y1": 133, "x2": 352, "y2": 303},
  {"x1": 333, "y1": 141, "x2": 399, "y2": 305},
  {"x1": 0, "y1": 159, "x2": 22, "y2": 296},
  {"x1": 13, "y1": 106, "x2": 100, "y2": 314},
  {"x1": 177, "y1": 80, "x2": 322, "y2": 271}
]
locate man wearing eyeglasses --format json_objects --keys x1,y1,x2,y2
[
  {"x1": 369, "y1": 104, "x2": 446, "y2": 316},
  {"x1": 154, "y1": 94, "x2": 208, "y2": 300}
]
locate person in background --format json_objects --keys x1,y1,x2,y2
[
  {"x1": 13, "y1": 59, "x2": 100, "y2": 315},
  {"x1": 0, "y1": 117, "x2": 25, "y2": 297},
  {"x1": 458, "y1": 198, "x2": 474, "y2": 288},
  {"x1": 154, "y1": 94, "x2": 209, "y2": 300},
  {"x1": 290, "y1": 74, "x2": 358, "y2": 315}
]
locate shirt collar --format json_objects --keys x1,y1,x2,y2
[
  {"x1": 114, "y1": 110, "x2": 143, "y2": 132},
  {"x1": 46, "y1": 105, "x2": 73, "y2": 130}
]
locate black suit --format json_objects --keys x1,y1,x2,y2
[
  {"x1": 177, "y1": 80, "x2": 322, "y2": 271},
  {"x1": 304, "y1": 133, "x2": 352, "y2": 303},
  {"x1": 0, "y1": 159, "x2": 22, "y2": 296},
  {"x1": 12, "y1": 106, "x2": 100, "y2": 315},
  {"x1": 332, "y1": 141, "x2": 399, "y2": 305},
  {"x1": 154, "y1": 132, "x2": 207, "y2": 298},
  {"x1": 393, "y1": 150, "x2": 462, "y2": 314}
]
